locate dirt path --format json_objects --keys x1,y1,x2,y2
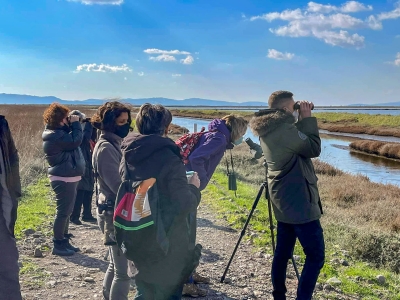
[{"x1": 18, "y1": 202, "x2": 344, "y2": 300}]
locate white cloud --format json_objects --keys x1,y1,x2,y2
[
  {"x1": 144, "y1": 49, "x2": 191, "y2": 55},
  {"x1": 394, "y1": 53, "x2": 400, "y2": 66},
  {"x1": 67, "y1": 0, "x2": 123, "y2": 5},
  {"x1": 172, "y1": 74, "x2": 182, "y2": 77},
  {"x1": 306, "y1": 1, "x2": 372, "y2": 13},
  {"x1": 396, "y1": 35, "x2": 400, "y2": 38},
  {"x1": 180, "y1": 55, "x2": 194, "y2": 65},
  {"x1": 267, "y1": 49, "x2": 295, "y2": 60},
  {"x1": 124, "y1": 77, "x2": 127, "y2": 80},
  {"x1": 137, "y1": 72, "x2": 144, "y2": 76},
  {"x1": 249, "y1": 1, "x2": 392, "y2": 48},
  {"x1": 377, "y1": 2, "x2": 400, "y2": 21},
  {"x1": 74, "y1": 63, "x2": 131, "y2": 73},
  {"x1": 149, "y1": 54, "x2": 176, "y2": 62}
]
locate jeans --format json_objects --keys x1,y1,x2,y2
[
  {"x1": 51, "y1": 181, "x2": 79, "y2": 240},
  {"x1": 98, "y1": 211, "x2": 131, "y2": 300},
  {"x1": 134, "y1": 279, "x2": 184, "y2": 300},
  {"x1": 0, "y1": 206, "x2": 22, "y2": 300},
  {"x1": 272, "y1": 220, "x2": 325, "y2": 300},
  {"x1": 71, "y1": 190, "x2": 94, "y2": 220}
]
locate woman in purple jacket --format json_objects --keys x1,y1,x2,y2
[
  {"x1": 186, "y1": 115, "x2": 248, "y2": 191},
  {"x1": 183, "y1": 114, "x2": 248, "y2": 297}
]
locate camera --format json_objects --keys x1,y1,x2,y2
[
  {"x1": 293, "y1": 101, "x2": 314, "y2": 110},
  {"x1": 245, "y1": 137, "x2": 264, "y2": 160},
  {"x1": 82, "y1": 118, "x2": 91, "y2": 123},
  {"x1": 97, "y1": 199, "x2": 115, "y2": 214}
]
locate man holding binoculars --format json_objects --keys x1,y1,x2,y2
[{"x1": 250, "y1": 90, "x2": 324, "y2": 300}]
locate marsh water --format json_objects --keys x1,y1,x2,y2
[{"x1": 172, "y1": 117, "x2": 400, "y2": 187}]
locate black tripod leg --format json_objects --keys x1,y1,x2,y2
[
  {"x1": 291, "y1": 257, "x2": 300, "y2": 281},
  {"x1": 220, "y1": 183, "x2": 265, "y2": 283}
]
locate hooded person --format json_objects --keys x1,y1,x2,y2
[
  {"x1": 68, "y1": 110, "x2": 96, "y2": 225},
  {"x1": 0, "y1": 115, "x2": 22, "y2": 300},
  {"x1": 249, "y1": 91, "x2": 324, "y2": 300},
  {"x1": 182, "y1": 115, "x2": 248, "y2": 297},
  {"x1": 121, "y1": 103, "x2": 201, "y2": 300}
]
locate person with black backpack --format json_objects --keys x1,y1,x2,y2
[
  {"x1": 119, "y1": 103, "x2": 201, "y2": 299},
  {"x1": 91, "y1": 101, "x2": 134, "y2": 300}
]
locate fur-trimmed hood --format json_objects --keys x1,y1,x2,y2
[{"x1": 250, "y1": 109, "x2": 295, "y2": 137}]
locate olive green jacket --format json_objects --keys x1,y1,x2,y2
[{"x1": 250, "y1": 110, "x2": 323, "y2": 224}]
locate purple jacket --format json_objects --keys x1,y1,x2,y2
[{"x1": 186, "y1": 119, "x2": 233, "y2": 190}]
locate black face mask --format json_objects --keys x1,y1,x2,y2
[{"x1": 114, "y1": 123, "x2": 131, "y2": 138}]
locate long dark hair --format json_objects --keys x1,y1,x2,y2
[{"x1": 91, "y1": 101, "x2": 132, "y2": 132}]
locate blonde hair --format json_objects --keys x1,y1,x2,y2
[{"x1": 221, "y1": 115, "x2": 248, "y2": 141}]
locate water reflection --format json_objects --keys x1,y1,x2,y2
[{"x1": 172, "y1": 117, "x2": 400, "y2": 186}]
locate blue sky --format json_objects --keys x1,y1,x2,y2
[{"x1": 0, "y1": 0, "x2": 399, "y2": 105}]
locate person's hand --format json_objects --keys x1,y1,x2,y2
[
  {"x1": 298, "y1": 101, "x2": 313, "y2": 121},
  {"x1": 69, "y1": 115, "x2": 80, "y2": 123},
  {"x1": 189, "y1": 172, "x2": 200, "y2": 189}
]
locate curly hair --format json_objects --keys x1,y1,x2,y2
[
  {"x1": 135, "y1": 103, "x2": 172, "y2": 135},
  {"x1": 43, "y1": 103, "x2": 70, "y2": 128},
  {"x1": 91, "y1": 101, "x2": 132, "y2": 132},
  {"x1": 221, "y1": 115, "x2": 249, "y2": 142}
]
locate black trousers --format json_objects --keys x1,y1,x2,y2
[
  {"x1": 71, "y1": 190, "x2": 94, "y2": 220},
  {"x1": 51, "y1": 181, "x2": 79, "y2": 240},
  {"x1": 0, "y1": 206, "x2": 22, "y2": 300}
]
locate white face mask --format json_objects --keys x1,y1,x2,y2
[{"x1": 292, "y1": 110, "x2": 299, "y2": 122}]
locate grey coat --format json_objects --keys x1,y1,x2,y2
[
  {"x1": 250, "y1": 110, "x2": 323, "y2": 224},
  {"x1": 92, "y1": 130, "x2": 123, "y2": 202}
]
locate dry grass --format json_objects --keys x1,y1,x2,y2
[
  {"x1": 0, "y1": 104, "x2": 188, "y2": 187},
  {"x1": 318, "y1": 123, "x2": 400, "y2": 138},
  {"x1": 350, "y1": 140, "x2": 400, "y2": 160}
]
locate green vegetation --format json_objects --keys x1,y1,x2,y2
[
  {"x1": 203, "y1": 171, "x2": 400, "y2": 299},
  {"x1": 15, "y1": 178, "x2": 55, "y2": 239},
  {"x1": 314, "y1": 112, "x2": 400, "y2": 127}
]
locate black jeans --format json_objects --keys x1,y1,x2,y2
[
  {"x1": 272, "y1": 220, "x2": 325, "y2": 300},
  {"x1": 51, "y1": 181, "x2": 79, "y2": 240},
  {"x1": 71, "y1": 190, "x2": 94, "y2": 220}
]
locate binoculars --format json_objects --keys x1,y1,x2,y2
[
  {"x1": 293, "y1": 101, "x2": 314, "y2": 110},
  {"x1": 98, "y1": 200, "x2": 117, "y2": 246}
]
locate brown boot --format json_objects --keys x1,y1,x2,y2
[
  {"x1": 182, "y1": 283, "x2": 207, "y2": 298},
  {"x1": 193, "y1": 272, "x2": 210, "y2": 284}
]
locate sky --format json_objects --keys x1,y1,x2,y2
[{"x1": 0, "y1": 0, "x2": 399, "y2": 105}]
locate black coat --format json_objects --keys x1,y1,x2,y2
[
  {"x1": 0, "y1": 116, "x2": 21, "y2": 236},
  {"x1": 120, "y1": 133, "x2": 201, "y2": 286},
  {"x1": 42, "y1": 122, "x2": 85, "y2": 177},
  {"x1": 77, "y1": 122, "x2": 94, "y2": 191}
]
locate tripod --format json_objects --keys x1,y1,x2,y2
[{"x1": 220, "y1": 181, "x2": 300, "y2": 283}]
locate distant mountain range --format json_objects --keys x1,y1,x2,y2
[
  {"x1": 0, "y1": 93, "x2": 267, "y2": 106},
  {"x1": 351, "y1": 102, "x2": 400, "y2": 106},
  {"x1": 0, "y1": 93, "x2": 399, "y2": 107}
]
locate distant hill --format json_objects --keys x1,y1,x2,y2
[
  {"x1": 0, "y1": 93, "x2": 266, "y2": 106},
  {"x1": 350, "y1": 101, "x2": 400, "y2": 106}
]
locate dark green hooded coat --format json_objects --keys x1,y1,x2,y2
[{"x1": 250, "y1": 110, "x2": 323, "y2": 224}]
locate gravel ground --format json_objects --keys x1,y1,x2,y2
[{"x1": 18, "y1": 202, "x2": 348, "y2": 300}]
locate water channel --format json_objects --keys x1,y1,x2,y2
[{"x1": 172, "y1": 116, "x2": 400, "y2": 187}]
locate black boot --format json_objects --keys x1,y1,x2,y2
[
  {"x1": 64, "y1": 234, "x2": 80, "y2": 252},
  {"x1": 52, "y1": 239, "x2": 75, "y2": 256}
]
